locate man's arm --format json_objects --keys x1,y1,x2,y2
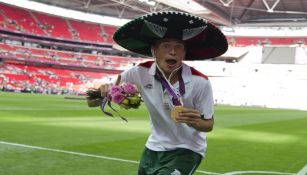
[{"x1": 187, "y1": 117, "x2": 214, "y2": 132}]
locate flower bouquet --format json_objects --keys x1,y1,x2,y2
[
  {"x1": 86, "y1": 83, "x2": 141, "y2": 122},
  {"x1": 110, "y1": 83, "x2": 142, "y2": 109}
]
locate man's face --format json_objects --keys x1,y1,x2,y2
[{"x1": 152, "y1": 39, "x2": 186, "y2": 75}]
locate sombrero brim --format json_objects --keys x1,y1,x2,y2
[{"x1": 113, "y1": 11, "x2": 228, "y2": 60}]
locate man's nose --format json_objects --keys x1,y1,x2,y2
[{"x1": 169, "y1": 46, "x2": 176, "y2": 55}]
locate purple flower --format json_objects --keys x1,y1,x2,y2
[
  {"x1": 111, "y1": 85, "x2": 123, "y2": 95},
  {"x1": 108, "y1": 83, "x2": 141, "y2": 110},
  {"x1": 123, "y1": 83, "x2": 137, "y2": 94},
  {"x1": 111, "y1": 91, "x2": 124, "y2": 104}
]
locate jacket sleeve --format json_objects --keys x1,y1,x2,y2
[{"x1": 195, "y1": 79, "x2": 214, "y2": 119}]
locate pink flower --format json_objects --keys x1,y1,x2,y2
[
  {"x1": 111, "y1": 85, "x2": 123, "y2": 95},
  {"x1": 123, "y1": 83, "x2": 137, "y2": 94},
  {"x1": 111, "y1": 92, "x2": 124, "y2": 104}
]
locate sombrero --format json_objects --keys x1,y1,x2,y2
[{"x1": 113, "y1": 11, "x2": 228, "y2": 60}]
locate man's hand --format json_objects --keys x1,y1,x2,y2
[
  {"x1": 176, "y1": 107, "x2": 214, "y2": 132},
  {"x1": 176, "y1": 108, "x2": 201, "y2": 125},
  {"x1": 99, "y1": 84, "x2": 112, "y2": 97},
  {"x1": 86, "y1": 84, "x2": 112, "y2": 107}
]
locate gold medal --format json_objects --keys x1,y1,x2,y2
[{"x1": 171, "y1": 106, "x2": 184, "y2": 122}]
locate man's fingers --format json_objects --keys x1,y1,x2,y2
[
  {"x1": 176, "y1": 109, "x2": 201, "y2": 124},
  {"x1": 181, "y1": 108, "x2": 199, "y2": 113},
  {"x1": 179, "y1": 111, "x2": 200, "y2": 118},
  {"x1": 115, "y1": 75, "x2": 121, "y2": 85},
  {"x1": 99, "y1": 84, "x2": 111, "y2": 97},
  {"x1": 176, "y1": 116, "x2": 198, "y2": 124}
]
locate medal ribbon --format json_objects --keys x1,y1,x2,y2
[
  {"x1": 155, "y1": 68, "x2": 185, "y2": 106},
  {"x1": 99, "y1": 96, "x2": 128, "y2": 122}
]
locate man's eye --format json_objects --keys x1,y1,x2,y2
[
  {"x1": 175, "y1": 44, "x2": 184, "y2": 49},
  {"x1": 162, "y1": 43, "x2": 170, "y2": 48}
]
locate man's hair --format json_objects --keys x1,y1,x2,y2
[{"x1": 152, "y1": 38, "x2": 186, "y2": 48}]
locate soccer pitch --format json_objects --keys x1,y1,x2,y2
[{"x1": 0, "y1": 92, "x2": 306, "y2": 175}]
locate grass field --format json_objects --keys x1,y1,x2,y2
[{"x1": 0, "y1": 92, "x2": 306, "y2": 175}]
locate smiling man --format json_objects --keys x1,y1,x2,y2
[{"x1": 88, "y1": 11, "x2": 228, "y2": 175}]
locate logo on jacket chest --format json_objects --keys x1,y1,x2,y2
[{"x1": 144, "y1": 84, "x2": 153, "y2": 89}]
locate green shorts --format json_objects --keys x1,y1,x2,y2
[{"x1": 138, "y1": 147, "x2": 202, "y2": 175}]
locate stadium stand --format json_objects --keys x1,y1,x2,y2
[
  {"x1": 0, "y1": 42, "x2": 143, "y2": 68},
  {"x1": 102, "y1": 25, "x2": 117, "y2": 44},
  {"x1": 227, "y1": 36, "x2": 307, "y2": 46},
  {"x1": 0, "y1": 3, "x2": 147, "y2": 94},
  {"x1": 1, "y1": 3, "x2": 306, "y2": 47},
  {"x1": 32, "y1": 11, "x2": 73, "y2": 39},
  {"x1": 69, "y1": 20, "x2": 108, "y2": 43},
  {"x1": 0, "y1": 62, "x2": 119, "y2": 94},
  {"x1": 0, "y1": 3, "x2": 117, "y2": 45},
  {"x1": 0, "y1": 2, "x2": 307, "y2": 111},
  {"x1": 186, "y1": 60, "x2": 307, "y2": 110},
  {"x1": 0, "y1": 3, "x2": 45, "y2": 35}
]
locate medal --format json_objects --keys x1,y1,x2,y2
[
  {"x1": 155, "y1": 66, "x2": 186, "y2": 123},
  {"x1": 171, "y1": 105, "x2": 184, "y2": 122}
]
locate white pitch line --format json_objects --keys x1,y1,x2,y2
[
  {"x1": 2, "y1": 141, "x2": 301, "y2": 175},
  {"x1": 0, "y1": 140, "x2": 139, "y2": 164},
  {"x1": 0, "y1": 140, "x2": 216, "y2": 175},
  {"x1": 197, "y1": 170, "x2": 222, "y2": 175},
  {"x1": 223, "y1": 170, "x2": 295, "y2": 175},
  {"x1": 297, "y1": 164, "x2": 307, "y2": 175}
]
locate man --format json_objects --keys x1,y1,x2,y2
[{"x1": 89, "y1": 11, "x2": 228, "y2": 175}]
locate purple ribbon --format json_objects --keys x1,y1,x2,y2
[
  {"x1": 99, "y1": 96, "x2": 128, "y2": 122},
  {"x1": 155, "y1": 68, "x2": 185, "y2": 106}
]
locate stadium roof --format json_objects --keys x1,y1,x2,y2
[{"x1": 23, "y1": 0, "x2": 307, "y2": 27}]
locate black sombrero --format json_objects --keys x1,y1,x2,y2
[{"x1": 113, "y1": 11, "x2": 228, "y2": 60}]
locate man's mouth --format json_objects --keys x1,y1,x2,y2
[{"x1": 165, "y1": 59, "x2": 177, "y2": 65}]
